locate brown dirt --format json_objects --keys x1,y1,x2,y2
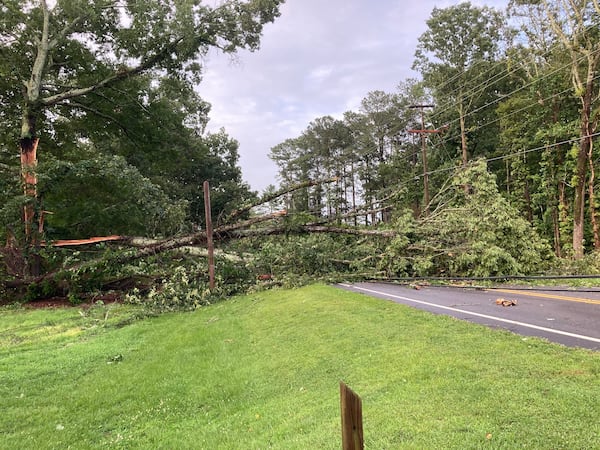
[{"x1": 23, "y1": 292, "x2": 122, "y2": 309}]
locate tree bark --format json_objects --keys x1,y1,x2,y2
[
  {"x1": 559, "y1": 173, "x2": 569, "y2": 254},
  {"x1": 524, "y1": 176, "x2": 534, "y2": 223},
  {"x1": 4, "y1": 221, "x2": 397, "y2": 294},
  {"x1": 537, "y1": 0, "x2": 600, "y2": 259},
  {"x1": 573, "y1": 141, "x2": 588, "y2": 259},
  {"x1": 572, "y1": 78, "x2": 594, "y2": 259},
  {"x1": 17, "y1": 1, "x2": 51, "y2": 276},
  {"x1": 588, "y1": 138, "x2": 600, "y2": 249}
]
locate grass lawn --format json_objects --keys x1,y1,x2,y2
[{"x1": 1, "y1": 284, "x2": 599, "y2": 449}]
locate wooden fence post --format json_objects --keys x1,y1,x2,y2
[
  {"x1": 203, "y1": 181, "x2": 215, "y2": 290},
  {"x1": 340, "y1": 381, "x2": 364, "y2": 450}
]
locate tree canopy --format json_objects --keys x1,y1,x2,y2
[
  {"x1": 0, "y1": 0, "x2": 283, "y2": 246},
  {"x1": 5, "y1": 0, "x2": 600, "y2": 305},
  {"x1": 270, "y1": 0, "x2": 600, "y2": 267}
]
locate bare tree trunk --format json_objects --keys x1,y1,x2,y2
[
  {"x1": 20, "y1": 137, "x2": 39, "y2": 239},
  {"x1": 524, "y1": 176, "x2": 534, "y2": 223},
  {"x1": 17, "y1": 1, "x2": 51, "y2": 276},
  {"x1": 550, "y1": 150, "x2": 563, "y2": 258},
  {"x1": 573, "y1": 143, "x2": 588, "y2": 259},
  {"x1": 587, "y1": 141, "x2": 600, "y2": 249},
  {"x1": 552, "y1": 205, "x2": 562, "y2": 258},
  {"x1": 535, "y1": 1, "x2": 600, "y2": 258},
  {"x1": 572, "y1": 79, "x2": 594, "y2": 259},
  {"x1": 20, "y1": 121, "x2": 43, "y2": 276},
  {"x1": 559, "y1": 174, "x2": 569, "y2": 252},
  {"x1": 550, "y1": 103, "x2": 563, "y2": 257},
  {"x1": 505, "y1": 160, "x2": 511, "y2": 196}
]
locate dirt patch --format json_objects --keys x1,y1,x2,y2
[{"x1": 23, "y1": 293, "x2": 122, "y2": 309}]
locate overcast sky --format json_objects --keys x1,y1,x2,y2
[{"x1": 197, "y1": 0, "x2": 509, "y2": 193}]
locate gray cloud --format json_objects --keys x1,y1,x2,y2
[{"x1": 197, "y1": 0, "x2": 508, "y2": 192}]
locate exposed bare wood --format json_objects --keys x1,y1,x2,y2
[
  {"x1": 47, "y1": 235, "x2": 123, "y2": 247},
  {"x1": 222, "y1": 225, "x2": 396, "y2": 239},
  {"x1": 40, "y1": 34, "x2": 196, "y2": 107}
]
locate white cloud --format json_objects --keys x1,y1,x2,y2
[
  {"x1": 308, "y1": 66, "x2": 334, "y2": 82},
  {"x1": 197, "y1": 0, "x2": 509, "y2": 193}
]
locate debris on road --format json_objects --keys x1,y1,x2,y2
[{"x1": 495, "y1": 298, "x2": 518, "y2": 307}]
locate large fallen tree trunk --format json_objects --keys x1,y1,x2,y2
[
  {"x1": 218, "y1": 225, "x2": 396, "y2": 239},
  {"x1": 2, "y1": 176, "x2": 396, "y2": 299},
  {"x1": 3, "y1": 220, "x2": 396, "y2": 294}
]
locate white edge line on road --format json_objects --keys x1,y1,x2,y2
[{"x1": 339, "y1": 284, "x2": 600, "y2": 344}]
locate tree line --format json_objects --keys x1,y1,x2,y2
[
  {"x1": 3, "y1": 0, "x2": 600, "y2": 304},
  {"x1": 269, "y1": 0, "x2": 600, "y2": 262}
]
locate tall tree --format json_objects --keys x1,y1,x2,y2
[
  {"x1": 300, "y1": 116, "x2": 353, "y2": 220},
  {"x1": 496, "y1": 39, "x2": 580, "y2": 256},
  {"x1": 510, "y1": 0, "x2": 600, "y2": 258},
  {"x1": 413, "y1": 2, "x2": 507, "y2": 167},
  {"x1": 2, "y1": 0, "x2": 283, "y2": 274}
]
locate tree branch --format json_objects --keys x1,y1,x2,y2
[
  {"x1": 63, "y1": 100, "x2": 140, "y2": 140},
  {"x1": 0, "y1": 162, "x2": 17, "y2": 173},
  {"x1": 25, "y1": 0, "x2": 50, "y2": 104},
  {"x1": 40, "y1": 34, "x2": 203, "y2": 107},
  {"x1": 219, "y1": 225, "x2": 396, "y2": 240},
  {"x1": 48, "y1": 15, "x2": 85, "y2": 50},
  {"x1": 222, "y1": 177, "x2": 338, "y2": 224}
]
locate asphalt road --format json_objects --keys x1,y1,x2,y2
[{"x1": 337, "y1": 282, "x2": 600, "y2": 351}]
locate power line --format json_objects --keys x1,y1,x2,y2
[
  {"x1": 436, "y1": 70, "x2": 600, "y2": 150},
  {"x1": 417, "y1": 131, "x2": 600, "y2": 181},
  {"x1": 427, "y1": 13, "x2": 600, "y2": 124}
]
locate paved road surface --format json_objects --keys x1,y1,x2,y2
[{"x1": 337, "y1": 282, "x2": 600, "y2": 351}]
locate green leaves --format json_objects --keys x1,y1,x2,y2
[
  {"x1": 1, "y1": 1, "x2": 274, "y2": 243},
  {"x1": 40, "y1": 154, "x2": 188, "y2": 238},
  {"x1": 386, "y1": 160, "x2": 552, "y2": 277}
]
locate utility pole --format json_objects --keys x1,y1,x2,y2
[
  {"x1": 408, "y1": 104, "x2": 443, "y2": 213},
  {"x1": 203, "y1": 181, "x2": 215, "y2": 290}
]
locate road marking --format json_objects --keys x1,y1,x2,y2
[
  {"x1": 493, "y1": 288, "x2": 600, "y2": 305},
  {"x1": 340, "y1": 284, "x2": 600, "y2": 344}
]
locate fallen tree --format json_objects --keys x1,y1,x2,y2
[{"x1": 1, "y1": 179, "x2": 397, "y2": 302}]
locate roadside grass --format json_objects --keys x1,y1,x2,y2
[{"x1": 1, "y1": 284, "x2": 598, "y2": 449}]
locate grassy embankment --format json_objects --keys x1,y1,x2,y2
[{"x1": 1, "y1": 284, "x2": 599, "y2": 448}]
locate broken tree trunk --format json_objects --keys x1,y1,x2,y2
[{"x1": 20, "y1": 137, "x2": 42, "y2": 276}]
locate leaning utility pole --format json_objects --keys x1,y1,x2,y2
[{"x1": 408, "y1": 104, "x2": 443, "y2": 213}]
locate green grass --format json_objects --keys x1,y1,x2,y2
[{"x1": 1, "y1": 285, "x2": 599, "y2": 449}]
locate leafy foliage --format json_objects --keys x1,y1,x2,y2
[
  {"x1": 384, "y1": 160, "x2": 553, "y2": 277},
  {"x1": 125, "y1": 266, "x2": 211, "y2": 312},
  {"x1": 40, "y1": 153, "x2": 188, "y2": 239}
]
